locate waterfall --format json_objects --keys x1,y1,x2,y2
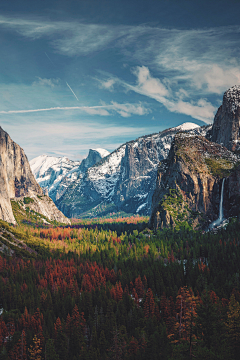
[{"x1": 210, "y1": 178, "x2": 225, "y2": 229}]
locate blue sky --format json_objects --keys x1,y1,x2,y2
[{"x1": 0, "y1": 0, "x2": 240, "y2": 160}]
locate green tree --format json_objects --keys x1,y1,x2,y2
[
  {"x1": 225, "y1": 294, "x2": 240, "y2": 359},
  {"x1": 45, "y1": 339, "x2": 59, "y2": 360},
  {"x1": 195, "y1": 291, "x2": 222, "y2": 350}
]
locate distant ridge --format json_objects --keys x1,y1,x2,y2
[{"x1": 47, "y1": 122, "x2": 209, "y2": 218}]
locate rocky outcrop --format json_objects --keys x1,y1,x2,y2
[
  {"x1": 0, "y1": 126, "x2": 70, "y2": 225},
  {"x1": 79, "y1": 149, "x2": 110, "y2": 173},
  {"x1": 150, "y1": 133, "x2": 239, "y2": 230},
  {"x1": 207, "y1": 85, "x2": 240, "y2": 151},
  {"x1": 56, "y1": 123, "x2": 210, "y2": 218}
]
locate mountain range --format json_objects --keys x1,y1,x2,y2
[
  {"x1": 30, "y1": 122, "x2": 210, "y2": 218},
  {"x1": 0, "y1": 85, "x2": 239, "y2": 229},
  {"x1": 30, "y1": 148, "x2": 109, "y2": 203}
]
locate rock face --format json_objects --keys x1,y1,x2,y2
[
  {"x1": 78, "y1": 149, "x2": 110, "y2": 173},
  {"x1": 0, "y1": 126, "x2": 70, "y2": 225},
  {"x1": 150, "y1": 133, "x2": 239, "y2": 230},
  {"x1": 207, "y1": 85, "x2": 240, "y2": 151},
  {"x1": 55, "y1": 123, "x2": 210, "y2": 218},
  {"x1": 225, "y1": 164, "x2": 240, "y2": 220}
]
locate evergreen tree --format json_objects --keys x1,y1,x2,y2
[
  {"x1": 45, "y1": 339, "x2": 59, "y2": 360},
  {"x1": 195, "y1": 291, "x2": 222, "y2": 351},
  {"x1": 225, "y1": 294, "x2": 240, "y2": 359}
]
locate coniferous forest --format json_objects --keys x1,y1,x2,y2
[{"x1": 1, "y1": 216, "x2": 240, "y2": 359}]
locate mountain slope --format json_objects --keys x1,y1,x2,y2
[
  {"x1": 30, "y1": 155, "x2": 81, "y2": 201},
  {"x1": 56, "y1": 123, "x2": 210, "y2": 218}
]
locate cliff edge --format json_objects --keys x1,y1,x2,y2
[{"x1": 0, "y1": 126, "x2": 70, "y2": 225}]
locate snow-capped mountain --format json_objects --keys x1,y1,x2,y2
[
  {"x1": 30, "y1": 148, "x2": 110, "y2": 202},
  {"x1": 56, "y1": 123, "x2": 210, "y2": 218}
]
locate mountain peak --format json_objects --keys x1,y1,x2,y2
[
  {"x1": 93, "y1": 148, "x2": 110, "y2": 158},
  {"x1": 223, "y1": 85, "x2": 240, "y2": 114},
  {"x1": 223, "y1": 85, "x2": 240, "y2": 113},
  {"x1": 207, "y1": 85, "x2": 240, "y2": 151}
]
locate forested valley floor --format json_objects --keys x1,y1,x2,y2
[{"x1": 1, "y1": 215, "x2": 240, "y2": 359}]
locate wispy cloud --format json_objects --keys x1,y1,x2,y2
[
  {"x1": 101, "y1": 66, "x2": 216, "y2": 123},
  {"x1": 0, "y1": 106, "x2": 110, "y2": 115},
  {"x1": 32, "y1": 77, "x2": 59, "y2": 88},
  {"x1": 98, "y1": 78, "x2": 116, "y2": 91},
  {"x1": 0, "y1": 102, "x2": 149, "y2": 118},
  {"x1": 110, "y1": 101, "x2": 150, "y2": 117},
  {"x1": 1, "y1": 15, "x2": 240, "y2": 122}
]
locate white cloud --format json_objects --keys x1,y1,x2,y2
[
  {"x1": 1, "y1": 15, "x2": 240, "y2": 123},
  {"x1": 167, "y1": 99, "x2": 216, "y2": 123},
  {"x1": 83, "y1": 107, "x2": 110, "y2": 116},
  {"x1": 32, "y1": 77, "x2": 59, "y2": 88},
  {"x1": 201, "y1": 65, "x2": 240, "y2": 94},
  {"x1": 110, "y1": 66, "x2": 216, "y2": 123},
  {"x1": 110, "y1": 101, "x2": 150, "y2": 117},
  {"x1": 99, "y1": 78, "x2": 116, "y2": 91},
  {"x1": 133, "y1": 66, "x2": 169, "y2": 97}
]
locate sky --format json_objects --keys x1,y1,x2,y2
[{"x1": 0, "y1": 0, "x2": 240, "y2": 160}]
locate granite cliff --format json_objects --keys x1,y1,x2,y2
[
  {"x1": 0, "y1": 126, "x2": 70, "y2": 225},
  {"x1": 150, "y1": 85, "x2": 240, "y2": 231},
  {"x1": 150, "y1": 133, "x2": 240, "y2": 230},
  {"x1": 207, "y1": 85, "x2": 240, "y2": 151}
]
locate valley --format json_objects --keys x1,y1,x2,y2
[{"x1": 0, "y1": 85, "x2": 240, "y2": 359}]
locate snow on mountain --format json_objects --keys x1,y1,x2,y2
[
  {"x1": 173, "y1": 122, "x2": 200, "y2": 131},
  {"x1": 88, "y1": 146, "x2": 126, "y2": 197},
  {"x1": 30, "y1": 155, "x2": 81, "y2": 201},
  {"x1": 30, "y1": 149, "x2": 109, "y2": 202},
  {"x1": 93, "y1": 148, "x2": 110, "y2": 158},
  {"x1": 56, "y1": 122, "x2": 210, "y2": 218}
]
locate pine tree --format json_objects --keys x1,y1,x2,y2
[
  {"x1": 195, "y1": 291, "x2": 221, "y2": 350},
  {"x1": 144, "y1": 288, "x2": 155, "y2": 318},
  {"x1": 225, "y1": 294, "x2": 240, "y2": 359},
  {"x1": 45, "y1": 339, "x2": 59, "y2": 360},
  {"x1": 99, "y1": 330, "x2": 107, "y2": 356}
]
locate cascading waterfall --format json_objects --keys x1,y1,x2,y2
[{"x1": 210, "y1": 178, "x2": 225, "y2": 229}]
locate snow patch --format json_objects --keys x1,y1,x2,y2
[
  {"x1": 93, "y1": 148, "x2": 110, "y2": 158},
  {"x1": 173, "y1": 122, "x2": 200, "y2": 131},
  {"x1": 136, "y1": 202, "x2": 147, "y2": 213}
]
